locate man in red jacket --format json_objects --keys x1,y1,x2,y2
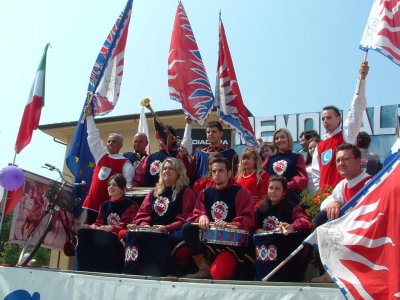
[
  {"x1": 82, "y1": 105, "x2": 135, "y2": 224},
  {"x1": 312, "y1": 61, "x2": 369, "y2": 189}
]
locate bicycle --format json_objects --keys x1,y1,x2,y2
[{"x1": 17, "y1": 163, "x2": 86, "y2": 266}]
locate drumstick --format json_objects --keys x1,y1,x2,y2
[
  {"x1": 80, "y1": 224, "x2": 92, "y2": 229},
  {"x1": 191, "y1": 222, "x2": 238, "y2": 229},
  {"x1": 127, "y1": 224, "x2": 161, "y2": 230}
]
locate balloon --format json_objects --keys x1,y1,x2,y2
[{"x1": 0, "y1": 166, "x2": 25, "y2": 190}]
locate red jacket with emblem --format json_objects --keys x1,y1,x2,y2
[{"x1": 83, "y1": 155, "x2": 128, "y2": 211}]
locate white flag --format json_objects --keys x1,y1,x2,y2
[{"x1": 138, "y1": 108, "x2": 150, "y2": 155}]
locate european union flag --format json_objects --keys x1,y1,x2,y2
[{"x1": 66, "y1": 108, "x2": 96, "y2": 216}]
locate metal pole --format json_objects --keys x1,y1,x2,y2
[{"x1": 262, "y1": 244, "x2": 305, "y2": 282}]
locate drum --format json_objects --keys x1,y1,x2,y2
[
  {"x1": 122, "y1": 227, "x2": 171, "y2": 276},
  {"x1": 125, "y1": 188, "x2": 153, "y2": 206},
  {"x1": 201, "y1": 227, "x2": 248, "y2": 247},
  {"x1": 253, "y1": 230, "x2": 303, "y2": 282},
  {"x1": 75, "y1": 228, "x2": 125, "y2": 274}
]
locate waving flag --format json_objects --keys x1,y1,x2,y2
[
  {"x1": 384, "y1": 137, "x2": 400, "y2": 165},
  {"x1": 66, "y1": 0, "x2": 133, "y2": 205},
  {"x1": 138, "y1": 108, "x2": 150, "y2": 155},
  {"x1": 360, "y1": 0, "x2": 400, "y2": 66},
  {"x1": 215, "y1": 16, "x2": 259, "y2": 150},
  {"x1": 305, "y1": 142, "x2": 400, "y2": 299},
  {"x1": 14, "y1": 44, "x2": 50, "y2": 154},
  {"x1": 88, "y1": 0, "x2": 133, "y2": 115},
  {"x1": 168, "y1": 1, "x2": 214, "y2": 126}
]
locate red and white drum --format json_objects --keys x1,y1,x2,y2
[{"x1": 201, "y1": 227, "x2": 248, "y2": 247}]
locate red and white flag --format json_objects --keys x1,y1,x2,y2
[
  {"x1": 138, "y1": 108, "x2": 150, "y2": 155},
  {"x1": 305, "y1": 145, "x2": 400, "y2": 299},
  {"x1": 360, "y1": 0, "x2": 400, "y2": 66},
  {"x1": 215, "y1": 17, "x2": 259, "y2": 150},
  {"x1": 168, "y1": 1, "x2": 214, "y2": 126},
  {"x1": 14, "y1": 44, "x2": 50, "y2": 154}
]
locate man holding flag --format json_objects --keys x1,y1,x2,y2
[
  {"x1": 82, "y1": 105, "x2": 134, "y2": 224},
  {"x1": 66, "y1": 0, "x2": 133, "y2": 216},
  {"x1": 311, "y1": 61, "x2": 369, "y2": 190}
]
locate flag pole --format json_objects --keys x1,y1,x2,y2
[
  {"x1": 356, "y1": 51, "x2": 369, "y2": 95},
  {"x1": 262, "y1": 244, "x2": 305, "y2": 282},
  {"x1": 80, "y1": 92, "x2": 94, "y2": 124}
]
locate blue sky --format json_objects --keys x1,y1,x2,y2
[{"x1": 0, "y1": 0, "x2": 399, "y2": 180}]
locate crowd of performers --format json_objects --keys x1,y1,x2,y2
[{"x1": 75, "y1": 61, "x2": 381, "y2": 282}]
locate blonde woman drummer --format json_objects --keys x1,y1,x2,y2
[{"x1": 122, "y1": 157, "x2": 197, "y2": 276}]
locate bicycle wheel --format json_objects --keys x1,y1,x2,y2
[{"x1": 18, "y1": 209, "x2": 55, "y2": 266}]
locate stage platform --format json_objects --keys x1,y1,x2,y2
[{"x1": 0, "y1": 266, "x2": 344, "y2": 299}]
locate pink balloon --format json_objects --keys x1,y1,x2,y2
[{"x1": 0, "y1": 166, "x2": 25, "y2": 191}]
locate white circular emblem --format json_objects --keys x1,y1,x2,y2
[
  {"x1": 262, "y1": 216, "x2": 279, "y2": 231},
  {"x1": 107, "y1": 212, "x2": 120, "y2": 226},
  {"x1": 150, "y1": 160, "x2": 161, "y2": 175},
  {"x1": 211, "y1": 201, "x2": 228, "y2": 221},
  {"x1": 272, "y1": 160, "x2": 288, "y2": 175},
  {"x1": 154, "y1": 196, "x2": 170, "y2": 216}
]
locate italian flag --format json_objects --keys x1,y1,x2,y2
[{"x1": 14, "y1": 44, "x2": 49, "y2": 154}]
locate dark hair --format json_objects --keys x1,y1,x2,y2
[
  {"x1": 306, "y1": 137, "x2": 321, "y2": 165},
  {"x1": 206, "y1": 121, "x2": 223, "y2": 132},
  {"x1": 108, "y1": 174, "x2": 126, "y2": 190},
  {"x1": 258, "y1": 175, "x2": 291, "y2": 214},
  {"x1": 260, "y1": 143, "x2": 276, "y2": 159},
  {"x1": 210, "y1": 157, "x2": 232, "y2": 172},
  {"x1": 336, "y1": 143, "x2": 361, "y2": 159},
  {"x1": 357, "y1": 131, "x2": 371, "y2": 149},
  {"x1": 204, "y1": 152, "x2": 225, "y2": 179},
  {"x1": 299, "y1": 130, "x2": 319, "y2": 141},
  {"x1": 322, "y1": 105, "x2": 341, "y2": 117}
]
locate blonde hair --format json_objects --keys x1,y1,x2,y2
[
  {"x1": 273, "y1": 128, "x2": 294, "y2": 150},
  {"x1": 154, "y1": 157, "x2": 189, "y2": 201},
  {"x1": 236, "y1": 148, "x2": 265, "y2": 184}
]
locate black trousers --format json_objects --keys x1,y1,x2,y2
[
  {"x1": 313, "y1": 211, "x2": 328, "y2": 228},
  {"x1": 182, "y1": 222, "x2": 202, "y2": 256}
]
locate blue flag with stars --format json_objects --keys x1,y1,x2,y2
[{"x1": 66, "y1": 108, "x2": 95, "y2": 214}]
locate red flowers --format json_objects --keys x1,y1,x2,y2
[{"x1": 300, "y1": 185, "x2": 333, "y2": 221}]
